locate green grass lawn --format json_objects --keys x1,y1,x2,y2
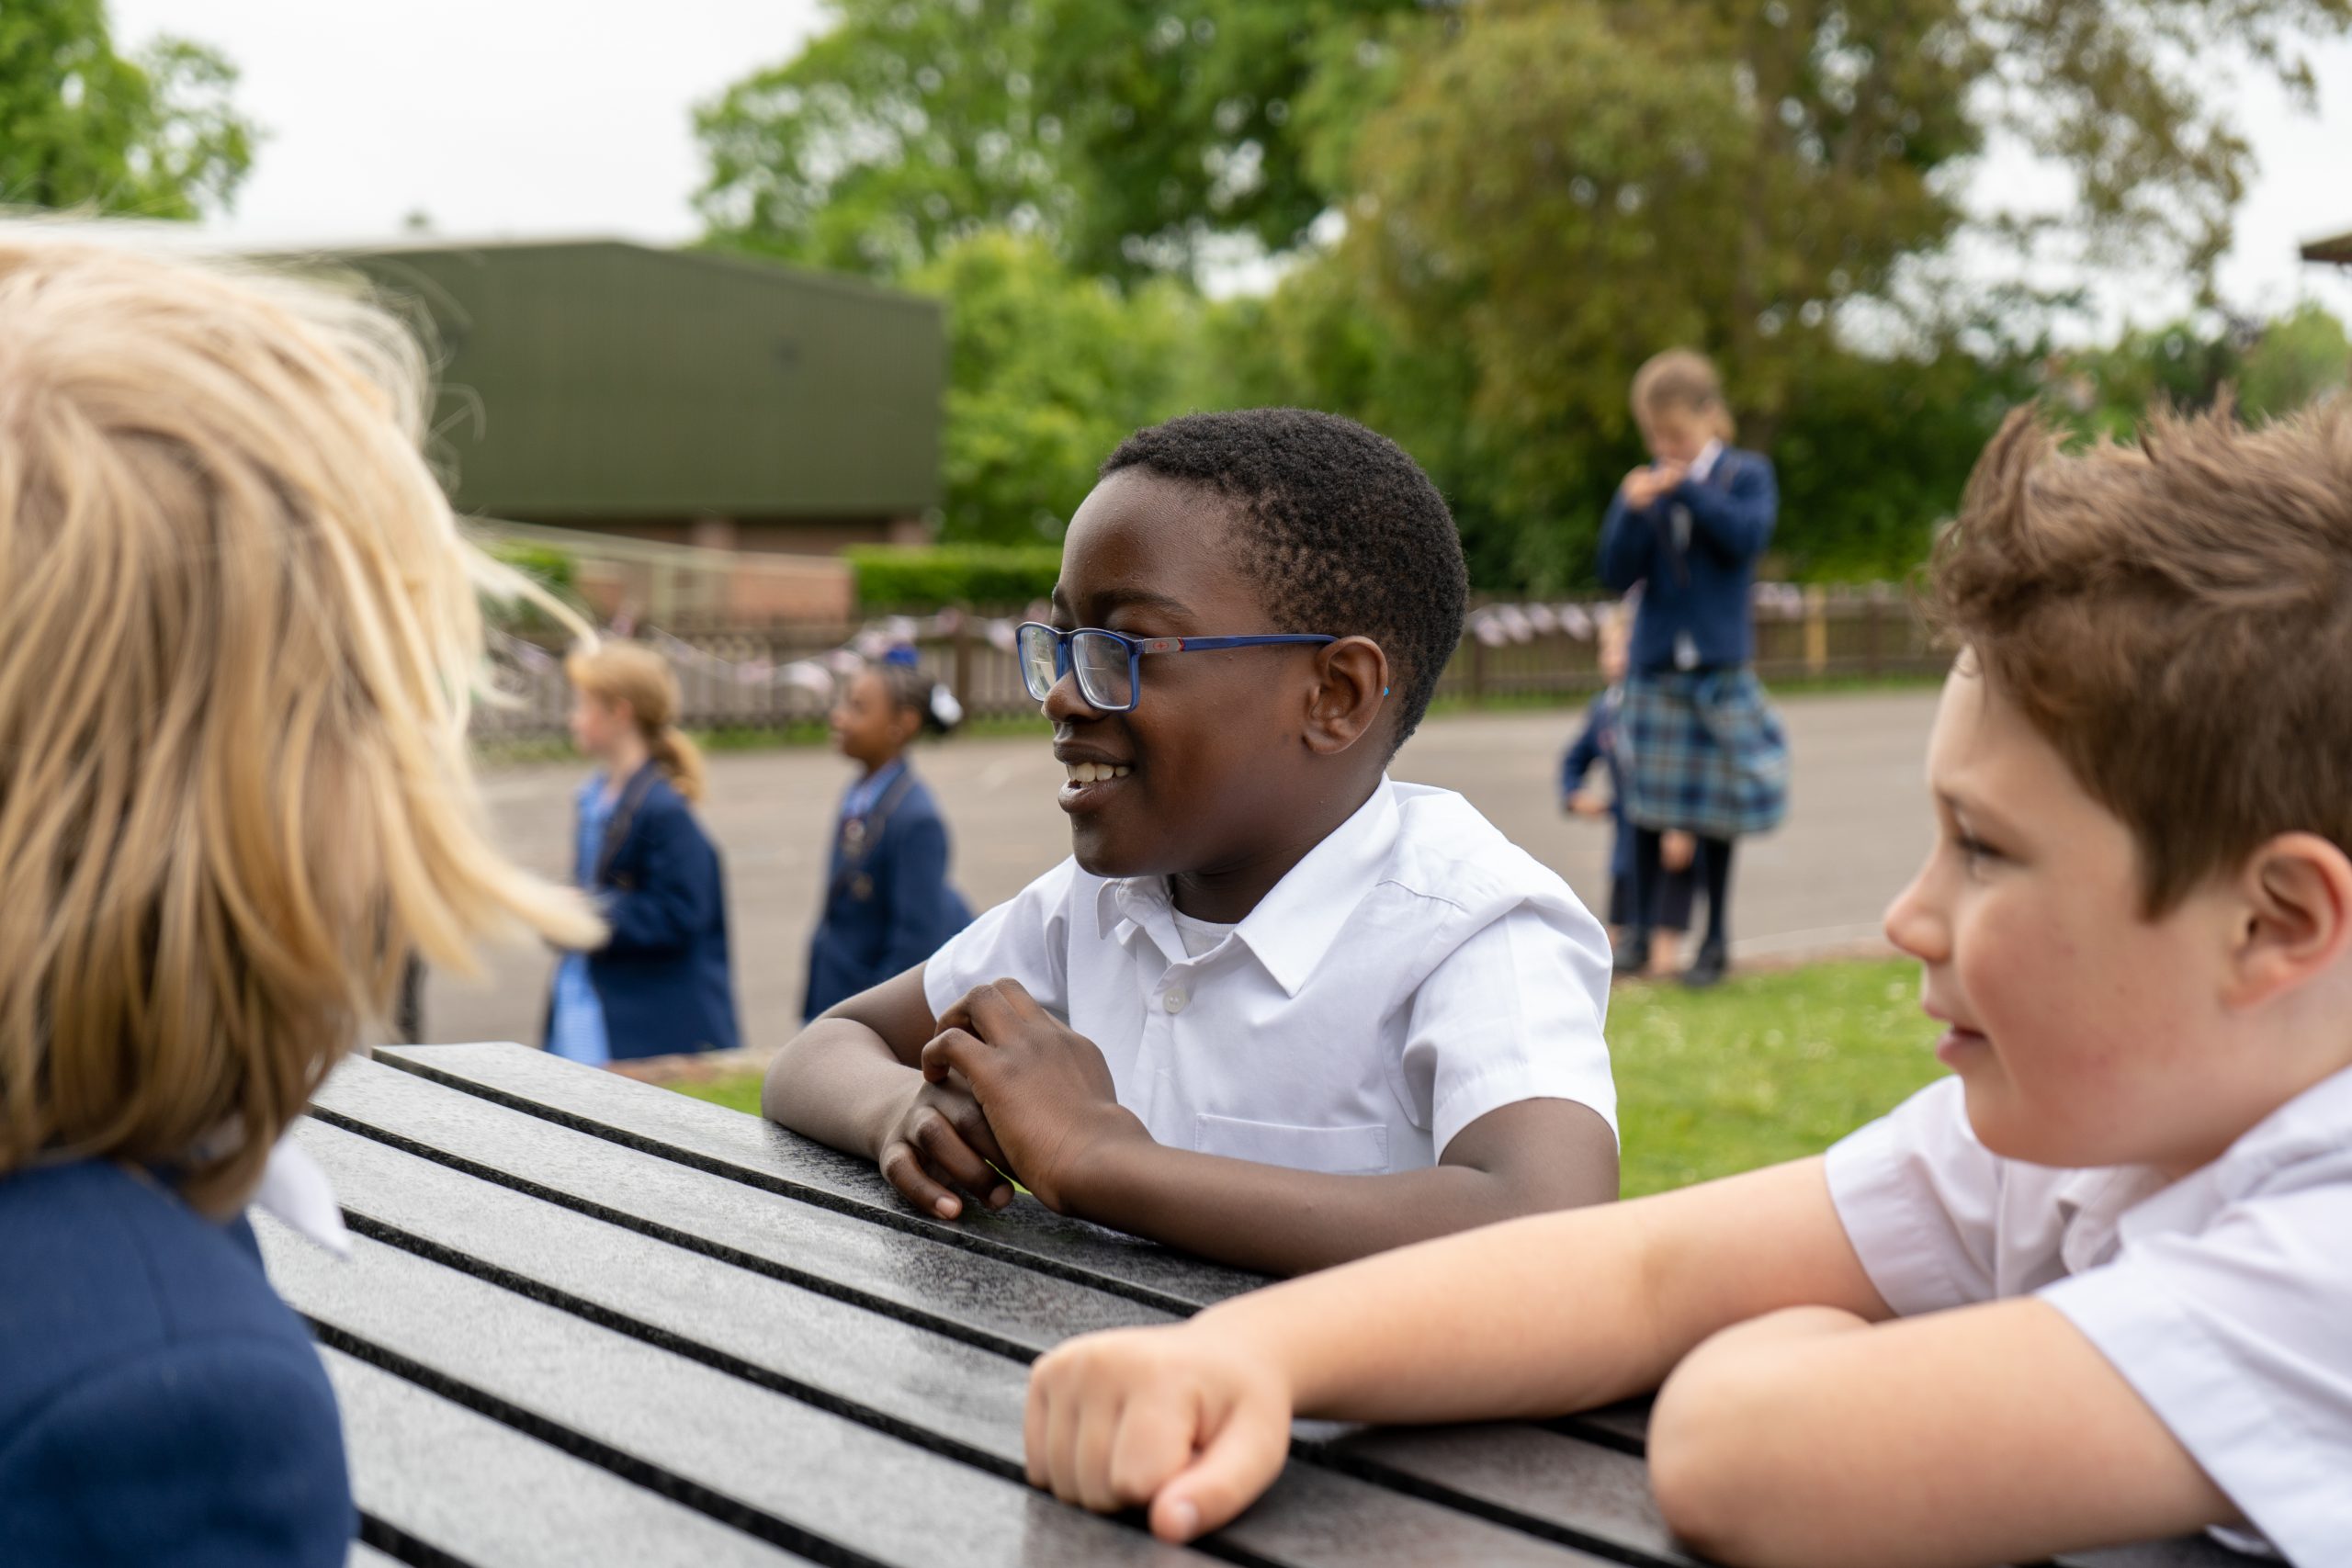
[{"x1": 673, "y1": 956, "x2": 1945, "y2": 1199}]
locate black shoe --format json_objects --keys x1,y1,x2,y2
[
  {"x1": 1680, "y1": 942, "x2": 1728, "y2": 989},
  {"x1": 1611, "y1": 936, "x2": 1652, "y2": 978}
]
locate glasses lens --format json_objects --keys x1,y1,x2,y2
[
  {"x1": 1071, "y1": 632, "x2": 1135, "y2": 710},
  {"x1": 1015, "y1": 625, "x2": 1059, "y2": 702}
]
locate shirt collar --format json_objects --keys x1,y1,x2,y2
[
  {"x1": 1688, "y1": 438, "x2": 1725, "y2": 482},
  {"x1": 1091, "y1": 779, "x2": 1401, "y2": 997},
  {"x1": 2059, "y1": 1062, "x2": 2352, "y2": 1269},
  {"x1": 252, "y1": 1134, "x2": 351, "y2": 1258},
  {"x1": 845, "y1": 758, "x2": 907, "y2": 817}
]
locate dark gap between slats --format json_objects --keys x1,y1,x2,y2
[
  {"x1": 1541, "y1": 1415, "x2": 1646, "y2": 1457},
  {"x1": 357, "y1": 1513, "x2": 472, "y2": 1568},
  {"x1": 373, "y1": 1052, "x2": 1206, "y2": 1316},
  {"x1": 307, "y1": 1272, "x2": 1288, "y2": 1568},
  {"x1": 311, "y1": 1105, "x2": 1041, "y2": 1363},
  {"x1": 1307, "y1": 1449, "x2": 1688, "y2": 1568}
]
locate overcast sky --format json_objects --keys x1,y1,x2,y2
[{"x1": 115, "y1": 1, "x2": 2352, "y2": 329}]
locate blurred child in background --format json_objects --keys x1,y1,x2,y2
[
  {"x1": 545, "y1": 642, "x2": 741, "y2": 1065},
  {"x1": 1599, "y1": 348, "x2": 1787, "y2": 987},
  {"x1": 804, "y1": 648, "x2": 973, "y2": 1020},
  {"x1": 1562, "y1": 607, "x2": 1697, "y2": 976}
]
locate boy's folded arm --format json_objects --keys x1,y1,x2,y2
[
  {"x1": 1646, "y1": 1297, "x2": 2237, "y2": 1568},
  {"x1": 763, "y1": 964, "x2": 940, "y2": 1151},
  {"x1": 1065, "y1": 1097, "x2": 1619, "y2": 1277}
]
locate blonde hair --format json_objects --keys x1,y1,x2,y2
[
  {"x1": 0, "y1": 227, "x2": 602, "y2": 1215},
  {"x1": 1631, "y1": 348, "x2": 1736, "y2": 443},
  {"x1": 565, "y1": 641, "x2": 707, "y2": 804},
  {"x1": 1932, "y1": 401, "x2": 2352, "y2": 915}
]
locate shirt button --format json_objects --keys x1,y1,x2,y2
[{"x1": 1163, "y1": 987, "x2": 1188, "y2": 1015}]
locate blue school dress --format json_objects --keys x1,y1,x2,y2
[
  {"x1": 542, "y1": 763, "x2": 741, "y2": 1061},
  {"x1": 803, "y1": 760, "x2": 972, "y2": 1020},
  {"x1": 1598, "y1": 445, "x2": 1791, "y2": 840},
  {"x1": 0, "y1": 1161, "x2": 355, "y2": 1567}
]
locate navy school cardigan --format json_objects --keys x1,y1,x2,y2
[
  {"x1": 546, "y1": 764, "x2": 743, "y2": 1060},
  {"x1": 0, "y1": 1160, "x2": 355, "y2": 1566},
  {"x1": 804, "y1": 763, "x2": 972, "y2": 1020},
  {"x1": 1598, "y1": 446, "x2": 1778, "y2": 674}
]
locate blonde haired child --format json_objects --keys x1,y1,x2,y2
[
  {"x1": 1027, "y1": 404, "x2": 2352, "y2": 1564},
  {"x1": 545, "y1": 639, "x2": 741, "y2": 1066},
  {"x1": 1600, "y1": 348, "x2": 1787, "y2": 987},
  {"x1": 0, "y1": 230, "x2": 599, "y2": 1564}
]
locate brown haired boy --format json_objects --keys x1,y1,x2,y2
[{"x1": 1020, "y1": 404, "x2": 2352, "y2": 1564}]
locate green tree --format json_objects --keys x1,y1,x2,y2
[
  {"x1": 0, "y1": 2, "x2": 256, "y2": 218},
  {"x1": 913, "y1": 229, "x2": 1205, "y2": 542},
  {"x1": 695, "y1": 0, "x2": 1419, "y2": 282}
]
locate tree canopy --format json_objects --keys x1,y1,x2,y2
[
  {"x1": 696, "y1": 0, "x2": 2352, "y2": 586},
  {"x1": 0, "y1": 0, "x2": 257, "y2": 219}
]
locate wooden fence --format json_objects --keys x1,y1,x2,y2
[{"x1": 473, "y1": 586, "x2": 1944, "y2": 743}]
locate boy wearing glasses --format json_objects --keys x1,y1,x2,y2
[{"x1": 763, "y1": 409, "x2": 1618, "y2": 1275}]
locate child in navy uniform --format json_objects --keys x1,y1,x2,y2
[
  {"x1": 1563, "y1": 608, "x2": 1696, "y2": 976},
  {"x1": 1599, "y1": 348, "x2": 1788, "y2": 987},
  {"x1": 0, "y1": 233, "x2": 602, "y2": 1564},
  {"x1": 546, "y1": 642, "x2": 741, "y2": 1065},
  {"x1": 804, "y1": 649, "x2": 974, "y2": 1020}
]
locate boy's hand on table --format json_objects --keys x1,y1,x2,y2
[
  {"x1": 874, "y1": 1075, "x2": 1015, "y2": 1221},
  {"x1": 924, "y1": 978, "x2": 1148, "y2": 1214},
  {"x1": 1025, "y1": 1321, "x2": 1294, "y2": 1542}
]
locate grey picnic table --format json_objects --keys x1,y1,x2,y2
[{"x1": 281, "y1": 1043, "x2": 2247, "y2": 1568}]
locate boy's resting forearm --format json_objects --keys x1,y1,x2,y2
[
  {"x1": 1063, "y1": 1100, "x2": 1619, "y2": 1276},
  {"x1": 763, "y1": 1020, "x2": 921, "y2": 1156},
  {"x1": 1170, "y1": 1158, "x2": 1888, "y2": 1425}
]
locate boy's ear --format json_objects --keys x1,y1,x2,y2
[
  {"x1": 2223, "y1": 832, "x2": 2352, "y2": 1010},
  {"x1": 1302, "y1": 637, "x2": 1390, "y2": 757}
]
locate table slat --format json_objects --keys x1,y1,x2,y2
[
  {"x1": 374, "y1": 1043, "x2": 1260, "y2": 1311},
  {"x1": 292, "y1": 1114, "x2": 1611, "y2": 1568},
  {"x1": 314, "y1": 1056, "x2": 1170, "y2": 1356},
  {"x1": 263, "y1": 1222, "x2": 1203, "y2": 1568},
  {"x1": 327, "y1": 1348, "x2": 808, "y2": 1568}
]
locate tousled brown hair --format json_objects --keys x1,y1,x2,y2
[
  {"x1": 0, "y1": 229, "x2": 603, "y2": 1215},
  {"x1": 1930, "y1": 400, "x2": 2352, "y2": 915},
  {"x1": 566, "y1": 641, "x2": 707, "y2": 803},
  {"x1": 1631, "y1": 348, "x2": 1736, "y2": 443}
]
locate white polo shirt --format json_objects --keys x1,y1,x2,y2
[
  {"x1": 922, "y1": 779, "x2": 1616, "y2": 1175},
  {"x1": 1826, "y1": 1069, "x2": 2352, "y2": 1562}
]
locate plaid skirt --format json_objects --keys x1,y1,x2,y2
[{"x1": 1620, "y1": 669, "x2": 1790, "y2": 840}]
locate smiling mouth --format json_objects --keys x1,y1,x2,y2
[{"x1": 1058, "y1": 761, "x2": 1134, "y2": 811}]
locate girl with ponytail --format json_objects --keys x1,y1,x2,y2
[
  {"x1": 802, "y1": 648, "x2": 974, "y2": 1020},
  {"x1": 546, "y1": 642, "x2": 741, "y2": 1064}
]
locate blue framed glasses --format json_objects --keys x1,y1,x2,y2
[{"x1": 1015, "y1": 622, "x2": 1337, "y2": 713}]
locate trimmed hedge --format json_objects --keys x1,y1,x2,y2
[{"x1": 847, "y1": 543, "x2": 1064, "y2": 610}]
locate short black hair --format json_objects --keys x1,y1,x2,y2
[{"x1": 1101, "y1": 408, "x2": 1467, "y2": 753}]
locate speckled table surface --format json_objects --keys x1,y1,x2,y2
[{"x1": 277, "y1": 1044, "x2": 2242, "y2": 1568}]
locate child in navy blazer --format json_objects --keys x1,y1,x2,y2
[
  {"x1": 1598, "y1": 349, "x2": 1790, "y2": 987},
  {"x1": 804, "y1": 649, "x2": 973, "y2": 1020},
  {"x1": 546, "y1": 642, "x2": 742, "y2": 1064},
  {"x1": 0, "y1": 232, "x2": 603, "y2": 1565},
  {"x1": 1561, "y1": 609, "x2": 1696, "y2": 974}
]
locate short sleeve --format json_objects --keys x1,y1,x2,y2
[
  {"x1": 1823, "y1": 1077, "x2": 2010, "y2": 1315},
  {"x1": 921, "y1": 857, "x2": 1080, "y2": 1022},
  {"x1": 2041, "y1": 1179, "x2": 2352, "y2": 1562},
  {"x1": 0, "y1": 1338, "x2": 354, "y2": 1566},
  {"x1": 1400, "y1": 899, "x2": 1617, "y2": 1156}
]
